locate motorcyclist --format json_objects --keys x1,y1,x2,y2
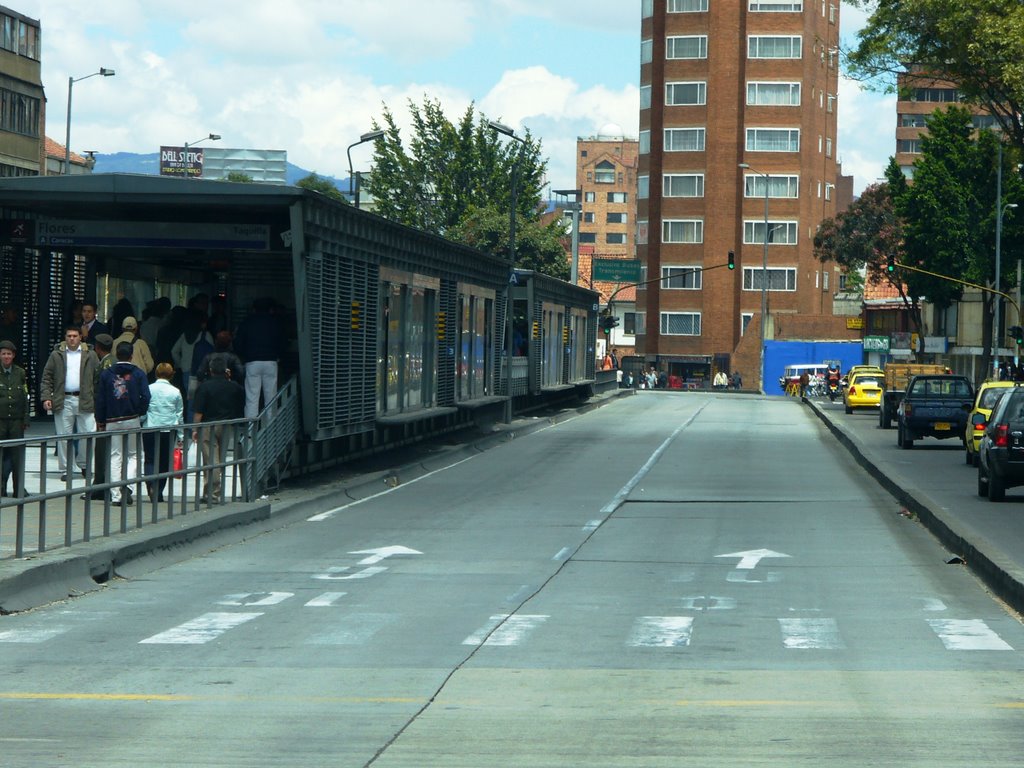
[{"x1": 826, "y1": 364, "x2": 841, "y2": 401}]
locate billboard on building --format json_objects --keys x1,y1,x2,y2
[
  {"x1": 157, "y1": 147, "x2": 287, "y2": 184},
  {"x1": 159, "y1": 146, "x2": 204, "y2": 178}
]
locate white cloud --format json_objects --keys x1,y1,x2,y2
[{"x1": 836, "y1": 76, "x2": 896, "y2": 195}]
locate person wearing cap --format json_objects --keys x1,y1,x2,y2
[
  {"x1": 0, "y1": 339, "x2": 29, "y2": 496},
  {"x1": 83, "y1": 333, "x2": 116, "y2": 499},
  {"x1": 113, "y1": 315, "x2": 154, "y2": 377},
  {"x1": 40, "y1": 324, "x2": 100, "y2": 480}
]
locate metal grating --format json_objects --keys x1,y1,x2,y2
[
  {"x1": 494, "y1": 289, "x2": 508, "y2": 396},
  {"x1": 437, "y1": 279, "x2": 457, "y2": 407}
]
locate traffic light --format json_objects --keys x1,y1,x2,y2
[
  {"x1": 727, "y1": 250, "x2": 735, "y2": 270},
  {"x1": 1009, "y1": 325, "x2": 1024, "y2": 345},
  {"x1": 886, "y1": 254, "x2": 895, "y2": 273},
  {"x1": 600, "y1": 314, "x2": 620, "y2": 335}
]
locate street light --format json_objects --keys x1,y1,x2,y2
[
  {"x1": 182, "y1": 134, "x2": 220, "y2": 179},
  {"x1": 346, "y1": 129, "x2": 385, "y2": 209},
  {"x1": 553, "y1": 188, "x2": 582, "y2": 285},
  {"x1": 739, "y1": 162, "x2": 771, "y2": 394},
  {"x1": 65, "y1": 67, "x2": 115, "y2": 175},
  {"x1": 488, "y1": 119, "x2": 528, "y2": 423}
]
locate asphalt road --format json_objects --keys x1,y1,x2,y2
[{"x1": 2, "y1": 393, "x2": 1023, "y2": 767}]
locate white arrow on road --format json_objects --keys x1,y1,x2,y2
[
  {"x1": 715, "y1": 549, "x2": 791, "y2": 570},
  {"x1": 350, "y1": 546, "x2": 423, "y2": 566}
]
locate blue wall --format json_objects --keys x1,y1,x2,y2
[{"x1": 764, "y1": 340, "x2": 865, "y2": 396}]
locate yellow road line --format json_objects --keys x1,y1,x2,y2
[{"x1": 0, "y1": 692, "x2": 421, "y2": 704}]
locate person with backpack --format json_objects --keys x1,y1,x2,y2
[
  {"x1": 112, "y1": 316, "x2": 154, "y2": 377},
  {"x1": 95, "y1": 342, "x2": 151, "y2": 505}
]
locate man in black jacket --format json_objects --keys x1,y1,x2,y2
[
  {"x1": 233, "y1": 297, "x2": 286, "y2": 418},
  {"x1": 192, "y1": 357, "x2": 244, "y2": 503}
]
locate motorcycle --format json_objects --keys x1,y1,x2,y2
[{"x1": 827, "y1": 377, "x2": 841, "y2": 401}]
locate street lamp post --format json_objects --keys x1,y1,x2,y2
[
  {"x1": 183, "y1": 133, "x2": 221, "y2": 178},
  {"x1": 346, "y1": 129, "x2": 385, "y2": 209},
  {"x1": 488, "y1": 119, "x2": 528, "y2": 424},
  {"x1": 997, "y1": 196, "x2": 1018, "y2": 369},
  {"x1": 739, "y1": 163, "x2": 770, "y2": 394},
  {"x1": 65, "y1": 68, "x2": 115, "y2": 175},
  {"x1": 553, "y1": 188, "x2": 582, "y2": 285}
]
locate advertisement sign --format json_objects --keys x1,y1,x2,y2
[
  {"x1": 863, "y1": 335, "x2": 890, "y2": 352},
  {"x1": 159, "y1": 146, "x2": 205, "y2": 178}
]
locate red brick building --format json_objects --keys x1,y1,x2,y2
[{"x1": 638, "y1": 0, "x2": 848, "y2": 388}]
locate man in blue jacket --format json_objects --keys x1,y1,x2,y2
[{"x1": 96, "y1": 342, "x2": 151, "y2": 505}]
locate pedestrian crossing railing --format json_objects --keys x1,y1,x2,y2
[
  {"x1": 246, "y1": 376, "x2": 299, "y2": 499},
  {"x1": 0, "y1": 418, "x2": 255, "y2": 560}
]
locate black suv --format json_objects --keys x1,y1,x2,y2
[{"x1": 977, "y1": 386, "x2": 1024, "y2": 501}]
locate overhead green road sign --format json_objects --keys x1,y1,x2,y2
[{"x1": 593, "y1": 258, "x2": 641, "y2": 282}]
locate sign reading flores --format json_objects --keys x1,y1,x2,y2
[{"x1": 36, "y1": 220, "x2": 270, "y2": 250}]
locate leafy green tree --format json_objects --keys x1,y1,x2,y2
[
  {"x1": 223, "y1": 172, "x2": 254, "y2": 183},
  {"x1": 846, "y1": 0, "x2": 1024, "y2": 148},
  {"x1": 366, "y1": 98, "x2": 564, "y2": 275},
  {"x1": 451, "y1": 205, "x2": 569, "y2": 281},
  {"x1": 297, "y1": 172, "x2": 345, "y2": 202}
]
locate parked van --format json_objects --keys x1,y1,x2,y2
[{"x1": 779, "y1": 364, "x2": 829, "y2": 393}]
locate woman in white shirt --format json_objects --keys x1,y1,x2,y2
[{"x1": 144, "y1": 362, "x2": 184, "y2": 502}]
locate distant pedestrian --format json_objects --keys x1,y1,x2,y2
[
  {"x1": 144, "y1": 363, "x2": 183, "y2": 502},
  {"x1": 0, "y1": 340, "x2": 29, "y2": 497},
  {"x1": 81, "y1": 301, "x2": 110, "y2": 346},
  {"x1": 233, "y1": 297, "x2": 286, "y2": 418},
  {"x1": 113, "y1": 316, "x2": 155, "y2": 377},
  {"x1": 192, "y1": 357, "x2": 244, "y2": 503},
  {"x1": 731, "y1": 371, "x2": 742, "y2": 389},
  {"x1": 799, "y1": 371, "x2": 810, "y2": 398},
  {"x1": 85, "y1": 333, "x2": 116, "y2": 500},
  {"x1": 195, "y1": 330, "x2": 245, "y2": 385},
  {"x1": 95, "y1": 342, "x2": 151, "y2": 505}
]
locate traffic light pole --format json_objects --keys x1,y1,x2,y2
[{"x1": 604, "y1": 259, "x2": 734, "y2": 322}]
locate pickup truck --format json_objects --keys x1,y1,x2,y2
[
  {"x1": 879, "y1": 363, "x2": 947, "y2": 429},
  {"x1": 896, "y1": 374, "x2": 974, "y2": 449}
]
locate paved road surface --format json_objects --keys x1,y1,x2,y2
[{"x1": 1, "y1": 393, "x2": 1022, "y2": 767}]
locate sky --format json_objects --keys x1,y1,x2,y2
[{"x1": 20, "y1": 0, "x2": 894, "y2": 196}]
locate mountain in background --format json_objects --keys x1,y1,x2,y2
[{"x1": 93, "y1": 152, "x2": 348, "y2": 190}]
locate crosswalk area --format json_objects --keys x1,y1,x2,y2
[{"x1": 0, "y1": 595, "x2": 1018, "y2": 653}]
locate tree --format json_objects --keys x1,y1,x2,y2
[
  {"x1": 451, "y1": 205, "x2": 569, "y2": 281},
  {"x1": 366, "y1": 98, "x2": 561, "y2": 274},
  {"x1": 846, "y1": 0, "x2": 1024, "y2": 149},
  {"x1": 296, "y1": 172, "x2": 345, "y2": 202},
  {"x1": 223, "y1": 172, "x2": 254, "y2": 183}
]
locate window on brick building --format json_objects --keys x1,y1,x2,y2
[
  {"x1": 640, "y1": 85, "x2": 651, "y2": 110},
  {"x1": 607, "y1": 233, "x2": 627, "y2": 244},
  {"x1": 667, "y1": 36, "x2": 707, "y2": 59},
  {"x1": 744, "y1": 174, "x2": 798, "y2": 198},
  {"x1": 741, "y1": 313, "x2": 753, "y2": 335},
  {"x1": 663, "y1": 174, "x2": 704, "y2": 197},
  {"x1": 608, "y1": 191, "x2": 627, "y2": 203},
  {"x1": 662, "y1": 266, "x2": 702, "y2": 290},
  {"x1": 743, "y1": 267, "x2": 797, "y2": 291},
  {"x1": 579, "y1": 233, "x2": 596, "y2": 244},
  {"x1": 585, "y1": 191, "x2": 595, "y2": 202},
  {"x1": 641, "y1": 39, "x2": 653, "y2": 64},
  {"x1": 747, "y1": 82, "x2": 801, "y2": 106},
  {"x1": 669, "y1": 0, "x2": 708, "y2": 10},
  {"x1": 638, "y1": 176, "x2": 649, "y2": 199},
  {"x1": 660, "y1": 312, "x2": 702, "y2": 336},
  {"x1": 663, "y1": 219, "x2": 704, "y2": 243},
  {"x1": 749, "y1": 0, "x2": 803, "y2": 10},
  {"x1": 665, "y1": 127, "x2": 705, "y2": 151},
  {"x1": 639, "y1": 130, "x2": 650, "y2": 154},
  {"x1": 666, "y1": 81, "x2": 706, "y2": 106},
  {"x1": 595, "y1": 161, "x2": 615, "y2": 183},
  {"x1": 748, "y1": 35, "x2": 801, "y2": 58},
  {"x1": 745, "y1": 128, "x2": 800, "y2": 152},
  {"x1": 607, "y1": 212, "x2": 627, "y2": 224},
  {"x1": 744, "y1": 220, "x2": 797, "y2": 244}
]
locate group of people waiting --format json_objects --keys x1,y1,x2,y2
[{"x1": 0, "y1": 294, "x2": 287, "y2": 502}]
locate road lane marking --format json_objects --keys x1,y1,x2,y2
[
  {"x1": 305, "y1": 592, "x2": 347, "y2": 607},
  {"x1": 306, "y1": 613, "x2": 395, "y2": 645},
  {"x1": 139, "y1": 612, "x2": 263, "y2": 645},
  {"x1": 716, "y1": 549, "x2": 791, "y2": 570},
  {"x1": 462, "y1": 614, "x2": 549, "y2": 646},
  {"x1": 216, "y1": 592, "x2": 293, "y2": 607},
  {"x1": 307, "y1": 456, "x2": 479, "y2": 521},
  {"x1": 918, "y1": 598, "x2": 948, "y2": 612},
  {"x1": 779, "y1": 618, "x2": 845, "y2": 649},
  {"x1": 628, "y1": 616, "x2": 694, "y2": 647},
  {"x1": 583, "y1": 519, "x2": 602, "y2": 532},
  {"x1": 312, "y1": 566, "x2": 387, "y2": 580},
  {"x1": 679, "y1": 596, "x2": 736, "y2": 611},
  {"x1": 0, "y1": 628, "x2": 68, "y2": 643},
  {"x1": 552, "y1": 546, "x2": 572, "y2": 561},
  {"x1": 927, "y1": 619, "x2": 1013, "y2": 650}
]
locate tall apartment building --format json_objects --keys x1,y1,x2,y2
[
  {"x1": 638, "y1": 0, "x2": 842, "y2": 388},
  {"x1": 0, "y1": 5, "x2": 43, "y2": 177}
]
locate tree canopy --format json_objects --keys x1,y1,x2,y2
[
  {"x1": 846, "y1": 0, "x2": 1024, "y2": 148},
  {"x1": 296, "y1": 172, "x2": 345, "y2": 202},
  {"x1": 365, "y1": 97, "x2": 568, "y2": 279}
]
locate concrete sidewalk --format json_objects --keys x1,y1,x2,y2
[{"x1": 0, "y1": 391, "x2": 633, "y2": 613}]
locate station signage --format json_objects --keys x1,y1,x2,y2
[
  {"x1": 159, "y1": 145, "x2": 205, "y2": 178},
  {"x1": 35, "y1": 220, "x2": 270, "y2": 250}
]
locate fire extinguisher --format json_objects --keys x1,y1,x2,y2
[{"x1": 173, "y1": 445, "x2": 184, "y2": 471}]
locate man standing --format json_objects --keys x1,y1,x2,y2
[
  {"x1": 85, "y1": 334, "x2": 116, "y2": 500},
  {"x1": 81, "y1": 302, "x2": 110, "y2": 346},
  {"x1": 95, "y1": 342, "x2": 151, "y2": 505},
  {"x1": 112, "y1": 316, "x2": 154, "y2": 378},
  {"x1": 40, "y1": 325, "x2": 99, "y2": 481},
  {"x1": 233, "y1": 297, "x2": 286, "y2": 418},
  {"x1": 0, "y1": 340, "x2": 29, "y2": 496},
  {"x1": 191, "y1": 357, "x2": 244, "y2": 503}
]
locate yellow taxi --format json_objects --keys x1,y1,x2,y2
[
  {"x1": 843, "y1": 370, "x2": 884, "y2": 414},
  {"x1": 965, "y1": 380, "x2": 1019, "y2": 466},
  {"x1": 843, "y1": 365, "x2": 884, "y2": 384}
]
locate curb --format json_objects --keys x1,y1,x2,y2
[{"x1": 805, "y1": 398, "x2": 1024, "y2": 616}]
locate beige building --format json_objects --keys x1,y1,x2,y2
[
  {"x1": 0, "y1": 5, "x2": 43, "y2": 177},
  {"x1": 638, "y1": 0, "x2": 849, "y2": 387}
]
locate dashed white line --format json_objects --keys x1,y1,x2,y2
[
  {"x1": 779, "y1": 618, "x2": 845, "y2": 649},
  {"x1": 628, "y1": 616, "x2": 694, "y2": 647},
  {"x1": 139, "y1": 612, "x2": 263, "y2": 645},
  {"x1": 927, "y1": 619, "x2": 1013, "y2": 650}
]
